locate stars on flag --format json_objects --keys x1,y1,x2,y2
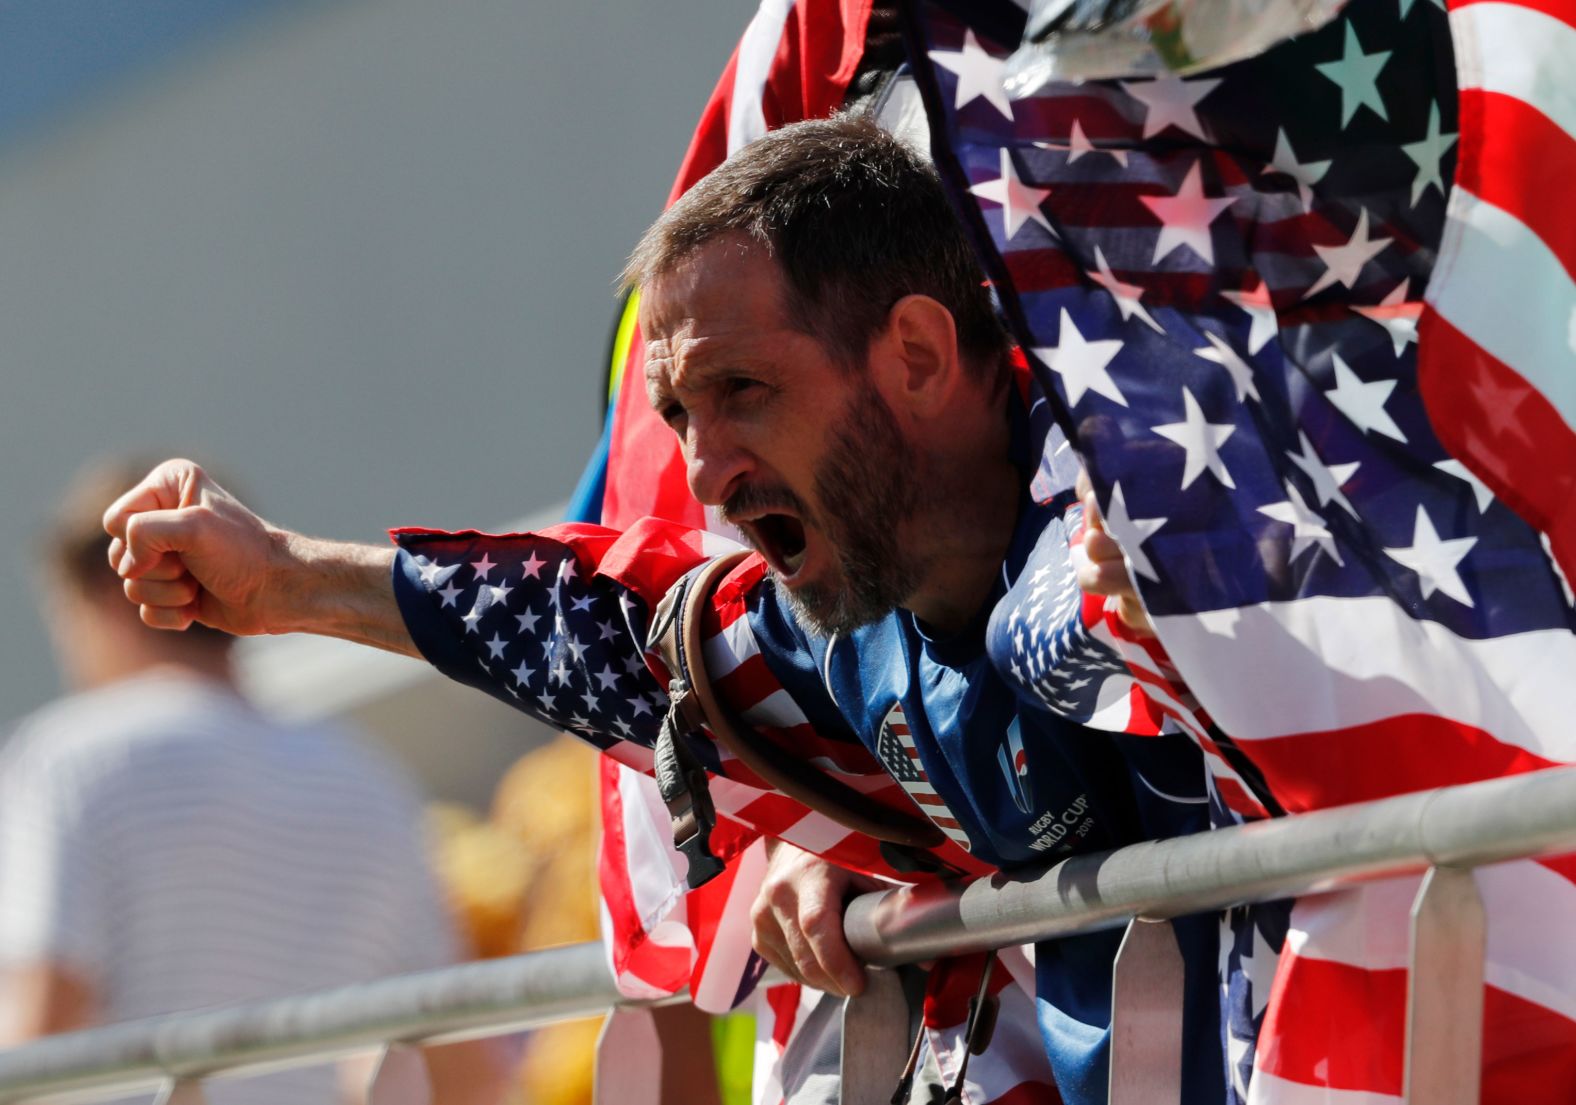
[
  {"x1": 970, "y1": 148, "x2": 1054, "y2": 240},
  {"x1": 1121, "y1": 74, "x2": 1221, "y2": 141},
  {"x1": 928, "y1": 29, "x2": 1014, "y2": 120},
  {"x1": 1258, "y1": 482, "x2": 1344, "y2": 565},
  {"x1": 1264, "y1": 128, "x2": 1331, "y2": 214},
  {"x1": 1067, "y1": 119, "x2": 1127, "y2": 166},
  {"x1": 1287, "y1": 432, "x2": 1360, "y2": 517},
  {"x1": 1351, "y1": 279, "x2": 1421, "y2": 356},
  {"x1": 1152, "y1": 389, "x2": 1238, "y2": 490},
  {"x1": 1306, "y1": 208, "x2": 1392, "y2": 299},
  {"x1": 1220, "y1": 904, "x2": 1287, "y2": 1104},
  {"x1": 1400, "y1": 103, "x2": 1457, "y2": 206},
  {"x1": 1384, "y1": 505, "x2": 1479, "y2": 606},
  {"x1": 417, "y1": 559, "x2": 457, "y2": 589},
  {"x1": 1434, "y1": 459, "x2": 1495, "y2": 512},
  {"x1": 1221, "y1": 279, "x2": 1278, "y2": 355},
  {"x1": 1324, "y1": 352, "x2": 1406, "y2": 441},
  {"x1": 1035, "y1": 309, "x2": 1126, "y2": 407},
  {"x1": 1314, "y1": 23, "x2": 1392, "y2": 127},
  {"x1": 1102, "y1": 483, "x2": 1167, "y2": 582},
  {"x1": 1195, "y1": 332, "x2": 1260, "y2": 404},
  {"x1": 407, "y1": 540, "x2": 666, "y2": 753},
  {"x1": 1139, "y1": 162, "x2": 1237, "y2": 266},
  {"x1": 1088, "y1": 246, "x2": 1162, "y2": 334},
  {"x1": 998, "y1": 516, "x2": 1133, "y2": 721}
]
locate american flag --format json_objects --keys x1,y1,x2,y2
[{"x1": 909, "y1": 0, "x2": 1576, "y2": 1099}]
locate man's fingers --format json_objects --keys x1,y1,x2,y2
[
  {"x1": 753, "y1": 908, "x2": 840, "y2": 994},
  {"x1": 108, "y1": 541, "x2": 187, "y2": 582},
  {"x1": 777, "y1": 912, "x2": 846, "y2": 996},
  {"x1": 102, "y1": 459, "x2": 200, "y2": 540},
  {"x1": 1073, "y1": 530, "x2": 1130, "y2": 597},
  {"x1": 124, "y1": 574, "x2": 201, "y2": 609},
  {"x1": 1082, "y1": 486, "x2": 1106, "y2": 534},
  {"x1": 1080, "y1": 525, "x2": 1126, "y2": 569},
  {"x1": 138, "y1": 602, "x2": 198, "y2": 632},
  {"x1": 117, "y1": 509, "x2": 203, "y2": 579},
  {"x1": 799, "y1": 900, "x2": 866, "y2": 997}
]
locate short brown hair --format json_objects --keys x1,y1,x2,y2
[{"x1": 622, "y1": 114, "x2": 1008, "y2": 376}]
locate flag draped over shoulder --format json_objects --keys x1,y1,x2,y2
[{"x1": 905, "y1": 0, "x2": 1576, "y2": 1100}]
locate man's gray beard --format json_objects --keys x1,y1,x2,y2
[{"x1": 784, "y1": 381, "x2": 928, "y2": 637}]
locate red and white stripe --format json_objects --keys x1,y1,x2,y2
[
  {"x1": 1153, "y1": 598, "x2": 1576, "y2": 812},
  {"x1": 1252, "y1": 858, "x2": 1576, "y2": 1103},
  {"x1": 1418, "y1": 0, "x2": 1576, "y2": 589}
]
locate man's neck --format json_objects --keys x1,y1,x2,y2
[{"x1": 901, "y1": 426, "x2": 1021, "y2": 636}]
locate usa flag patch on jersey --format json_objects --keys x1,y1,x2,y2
[{"x1": 875, "y1": 702, "x2": 973, "y2": 852}]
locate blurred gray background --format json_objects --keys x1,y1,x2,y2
[{"x1": 0, "y1": 0, "x2": 747, "y2": 798}]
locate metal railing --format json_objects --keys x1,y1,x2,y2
[{"x1": 6, "y1": 765, "x2": 1576, "y2": 1105}]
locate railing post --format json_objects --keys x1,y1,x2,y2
[
  {"x1": 1404, "y1": 866, "x2": 1485, "y2": 1105},
  {"x1": 1108, "y1": 917, "x2": 1184, "y2": 1105},
  {"x1": 595, "y1": 1008, "x2": 661, "y2": 1105},
  {"x1": 840, "y1": 967, "x2": 912, "y2": 1105},
  {"x1": 365, "y1": 1043, "x2": 431, "y2": 1105},
  {"x1": 151, "y1": 1079, "x2": 207, "y2": 1105}
]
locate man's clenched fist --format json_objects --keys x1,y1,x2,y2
[
  {"x1": 102, "y1": 459, "x2": 413, "y2": 655},
  {"x1": 103, "y1": 459, "x2": 286, "y2": 635}
]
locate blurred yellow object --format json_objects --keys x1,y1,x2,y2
[
  {"x1": 425, "y1": 803, "x2": 533, "y2": 959},
  {"x1": 492, "y1": 738, "x2": 601, "y2": 951},
  {"x1": 426, "y1": 737, "x2": 603, "y2": 1104},
  {"x1": 517, "y1": 1017, "x2": 605, "y2": 1105}
]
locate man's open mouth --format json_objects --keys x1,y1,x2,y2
[{"x1": 744, "y1": 513, "x2": 808, "y2": 578}]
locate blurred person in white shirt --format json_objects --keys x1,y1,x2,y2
[{"x1": 0, "y1": 457, "x2": 508, "y2": 1105}]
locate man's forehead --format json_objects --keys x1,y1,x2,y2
[{"x1": 638, "y1": 235, "x2": 787, "y2": 335}]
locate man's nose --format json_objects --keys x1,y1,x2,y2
[{"x1": 683, "y1": 421, "x2": 753, "y2": 507}]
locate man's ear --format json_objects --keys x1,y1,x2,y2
[{"x1": 869, "y1": 294, "x2": 964, "y2": 421}]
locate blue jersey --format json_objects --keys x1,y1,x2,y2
[{"x1": 745, "y1": 462, "x2": 1221, "y2": 1104}]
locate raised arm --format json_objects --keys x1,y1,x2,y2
[{"x1": 102, "y1": 459, "x2": 416, "y2": 655}]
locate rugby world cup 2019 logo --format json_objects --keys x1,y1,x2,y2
[
  {"x1": 997, "y1": 718, "x2": 1033, "y2": 815},
  {"x1": 875, "y1": 702, "x2": 972, "y2": 852}
]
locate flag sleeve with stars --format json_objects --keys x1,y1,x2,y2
[{"x1": 389, "y1": 515, "x2": 968, "y2": 885}]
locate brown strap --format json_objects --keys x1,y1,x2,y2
[{"x1": 664, "y1": 552, "x2": 945, "y2": 851}]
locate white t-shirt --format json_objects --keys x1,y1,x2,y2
[{"x1": 0, "y1": 672, "x2": 460, "y2": 1104}]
